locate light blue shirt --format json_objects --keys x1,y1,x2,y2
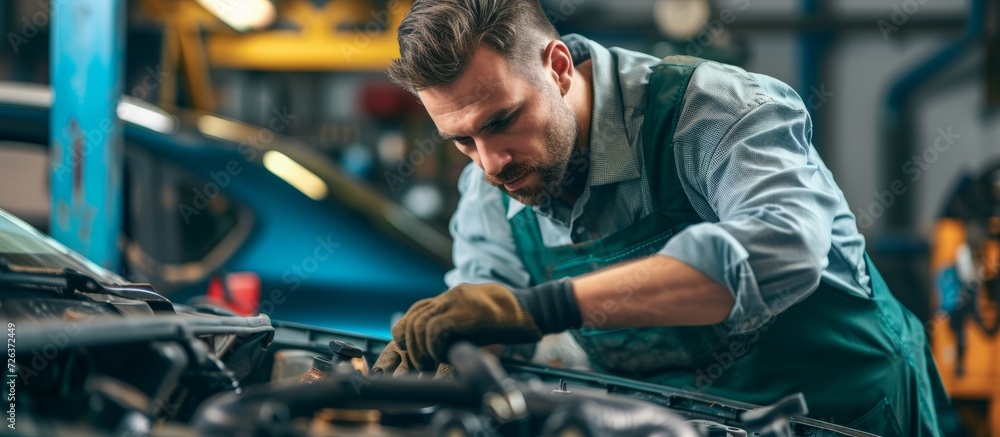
[{"x1": 445, "y1": 34, "x2": 871, "y2": 335}]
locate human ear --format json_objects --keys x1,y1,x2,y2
[{"x1": 542, "y1": 40, "x2": 574, "y2": 96}]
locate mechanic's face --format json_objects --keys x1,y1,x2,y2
[{"x1": 420, "y1": 47, "x2": 578, "y2": 206}]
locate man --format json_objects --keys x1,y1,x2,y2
[{"x1": 372, "y1": 0, "x2": 948, "y2": 435}]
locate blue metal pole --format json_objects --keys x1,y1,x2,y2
[
  {"x1": 50, "y1": 0, "x2": 126, "y2": 271},
  {"x1": 799, "y1": 0, "x2": 827, "y2": 156}
]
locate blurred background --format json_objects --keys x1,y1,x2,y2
[{"x1": 0, "y1": 0, "x2": 998, "y2": 434}]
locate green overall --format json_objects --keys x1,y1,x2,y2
[{"x1": 502, "y1": 58, "x2": 948, "y2": 436}]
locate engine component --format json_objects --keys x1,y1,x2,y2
[{"x1": 739, "y1": 393, "x2": 808, "y2": 437}]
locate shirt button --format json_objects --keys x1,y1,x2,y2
[{"x1": 575, "y1": 227, "x2": 586, "y2": 235}]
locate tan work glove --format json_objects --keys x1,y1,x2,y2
[
  {"x1": 371, "y1": 341, "x2": 454, "y2": 378},
  {"x1": 391, "y1": 283, "x2": 546, "y2": 371}
]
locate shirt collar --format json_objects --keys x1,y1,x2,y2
[{"x1": 563, "y1": 34, "x2": 642, "y2": 187}]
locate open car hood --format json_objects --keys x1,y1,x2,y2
[{"x1": 0, "y1": 209, "x2": 871, "y2": 436}]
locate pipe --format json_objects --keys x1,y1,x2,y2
[
  {"x1": 882, "y1": 0, "x2": 986, "y2": 230},
  {"x1": 799, "y1": 0, "x2": 830, "y2": 157},
  {"x1": 192, "y1": 377, "x2": 478, "y2": 437}
]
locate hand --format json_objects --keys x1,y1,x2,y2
[
  {"x1": 371, "y1": 341, "x2": 454, "y2": 379},
  {"x1": 392, "y1": 283, "x2": 545, "y2": 371}
]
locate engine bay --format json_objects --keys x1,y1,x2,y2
[{"x1": 2, "y1": 278, "x2": 875, "y2": 437}]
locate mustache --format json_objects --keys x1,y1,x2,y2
[{"x1": 485, "y1": 163, "x2": 534, "y2": 187}]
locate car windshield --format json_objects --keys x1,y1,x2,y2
[{"x1": 0, "y1": 208, "x2": 127, "y2": 285}]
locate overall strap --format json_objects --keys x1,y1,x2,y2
[{"x1": 642, "y1": 56, "x2": 705, "y2": 219}]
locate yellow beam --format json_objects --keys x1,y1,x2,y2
[
  {"x1": 178, "y1": 16, "x2": 217, "y2": 111},
  {"x1": 205, "y1": 32, "x2": 401, "y2": 71},
  {"x1": 205, "y1": 0, "x2": 410, "y2": 71}
]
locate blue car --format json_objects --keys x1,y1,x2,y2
[{"x1": 0, "y1": 81, "x2": 449, "y2": 339}]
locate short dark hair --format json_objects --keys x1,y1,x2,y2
[{"x1": 387, "y1": 0, "x2": 559, "y2": 93}]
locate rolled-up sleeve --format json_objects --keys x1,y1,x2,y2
[
  {"x1": 659, "y1": 98, "x2": 840, "y2": 335},
  {"x1": 444, "y1": 163, "x2": 532, "y2": 289}
]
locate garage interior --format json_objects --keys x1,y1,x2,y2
[{"x1": 0, "y1": 0, "x2": 999, "y2": 436}]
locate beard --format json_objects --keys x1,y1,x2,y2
[{"x1": 484, "y1": 94, "x2": 578, "y2": 206}]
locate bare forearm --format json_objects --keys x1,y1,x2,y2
[{"x1": 571, "y1": 255, "x2": 735, "y2": 329}]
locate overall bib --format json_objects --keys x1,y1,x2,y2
[{"x1": 502, "y1": 58, "x2": 948, "y2": 436}]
